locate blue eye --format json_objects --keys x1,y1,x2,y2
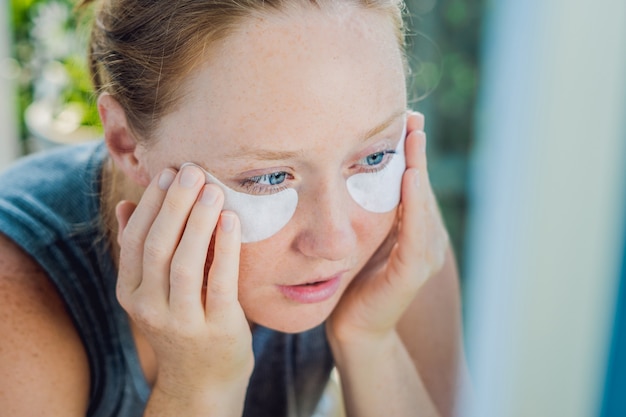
[
  {"x1": 261, "y1": 172, "x2": 286, "y2": 185},
  {"x1": 358, "y1": 150, "x2": 396, "y2": 172},
  {"x1": 365, "y1": 152, "x2": 386, "y2": 166},
  {"x1": 240, "y1": 171, "x2": 290, "y2": 195}
]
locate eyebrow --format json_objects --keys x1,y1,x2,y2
[
  {"x1": 359, "y1": 109, "x2": 406, "y2": 143},
  {"x1": 229, "y1": 148, "x2": 306, "y2": 161},
  {"x1": 223, "y1": 109, "x2": 406, "y2": 162}
]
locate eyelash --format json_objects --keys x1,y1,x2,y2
[
  {"x1": 358, "y1": 149, "x2": 397, "y2": 173},
  {"x1": 240, "y1": 172, "x2": 291, "y2": 195},
  {"x1": 239, "y1": 148, "x2": 397, "y2": 195}
]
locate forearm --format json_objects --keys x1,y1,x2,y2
[
  {"x1": 143, "y1": 377, "x2": 249, "y2": 417},
  {"x1": 330, "y1": 330, "x2": 441, "y2": 417}
]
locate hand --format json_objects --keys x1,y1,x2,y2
[
  {"x1": 327, "y1": 111, "x2": 449, "y2": 344},
  {"x1": 115, "y1": 165, "x2": 254, "y2": 398}
]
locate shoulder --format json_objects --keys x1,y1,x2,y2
[
  {"x1": 0, "y1": 141, "x2": 107, "y2": 213},
  {"x1": 0, "y1": 141, "x2": 108, "y2": 244},
  {"x1": 0, "y1": 141, "x2": 106, "y2": 191},
  {"x1": 0, "y1": 232, "x2": 90, "y2": 416}
]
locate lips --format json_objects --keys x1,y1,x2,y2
[{"x1": 277, "y1": 273, "x2": 343, "y2": 304}]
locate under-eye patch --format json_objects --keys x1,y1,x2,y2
[
  {"x1": 346, "y1": 120, "x2": 407, "y2": 213},
  {"x1": 181, "y1": 117, "x2": 406, "y2": 242},
  {"x1": 180, "y1": 163, "x2": 298, "y2": 243}
]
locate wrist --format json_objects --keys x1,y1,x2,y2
[
  {"x1": 325, "y1": 329, "x2": 439, "y2": 417},
  {"x1": 155, "y1": 362, "x2": 252, "y2": 396},
  {"x1": 148, "y1": 372, "x2": 251, "y2": 417},
  {"x1": 327, "y1": 326, "x2": 400, "y2": 368}
]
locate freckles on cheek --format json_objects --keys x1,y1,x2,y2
[
  {"x1": 365, "y1": 210, "x2": 398, "y2": 251},
  {"x1": 237, "y1": 246, "x2": 256, "y2": 279},
  {"x1": 363, "y1": 206, "x2": 396, "y2": 234},
  {"x1": 236, "y1": 241, "x2": 280, "y2": 282}
]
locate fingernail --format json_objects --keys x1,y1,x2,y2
[
  {"x1": 158, "y1": 170, "x2": 176, "y2": 190},
  {"x1": 180, "y1": 166, "x2": 201, "y2": 188},
  {"x1": 220, "y1": 213, "x2": 235, "y2": 233},
  {"x1": 200, "y1": 185, "x2": 219, "y2": 206},
  {"x1": 414, "y1": 169, "x2": 421, "y2": 188}
]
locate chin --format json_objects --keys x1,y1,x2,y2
[{"x1": 244, "y1": 298, "x2": 337, "y2": 334}]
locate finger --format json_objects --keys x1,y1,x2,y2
[
  {"x1": 404, "y1": 128, "x2": 427, "y2": 171},
  {"x1": 169, "y1": 184, "x2": 224, "y2": 317},
  {"x1": 398, "y1": 166, "x2": 449, "y2": 281},
  {"x1": 406, "y1": 110, "x2": 425, "y2": 133},
  {"x1": 205, "y1": 211, "x2": 242, "y2": 317},
  {"x1": 391, "y1": 168, "x2": 428, "y2": 287},
  {"x1": 141, "y1": 165, "x2": 205, "y2": 302},
  {"x1": 393, "y1": 129, "x2": 432, "y2": 284},
  {"x1": 116, "y1": 169, "x2": 176, "y2": 298}
]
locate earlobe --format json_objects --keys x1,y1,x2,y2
[{"x1": 98, "y1": 93, "x2": 151, "y2": 187}]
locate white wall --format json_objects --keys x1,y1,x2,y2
[
  {"x1": 0, "y1": 0, "x2": 21, "y2": 170},
  {"x1": 462, "y1": 1, "x2": 626, "y2": 416}
]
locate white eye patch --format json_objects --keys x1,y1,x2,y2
[
  {"x1": 346, "y1": 121, "x2": 407, "y2": 213},
  {"x1": 181, "y1": 163, "x2": 298, "y2": 243}
]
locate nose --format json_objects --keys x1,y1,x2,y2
[{"x1": 292, "y1": 180, "x2": 358, "y2": 261}]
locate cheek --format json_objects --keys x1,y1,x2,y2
[
  {"x1": 358, "y1": 209, "x2": 398, "y2": 254},
  {"x1": 236, "y1": 238, "x2": 285, "y2": 284}
]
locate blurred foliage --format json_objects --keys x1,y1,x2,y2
[
  {"x1": 404, "y1": 0, "x2": 485, "y2": 271},
  {"x1": 10, "y1": 0, "x2": 99, "y2": 145}
]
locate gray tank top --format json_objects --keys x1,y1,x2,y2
[{"x1": 0, "y1": 142, "x2": 333, "y2": 417}]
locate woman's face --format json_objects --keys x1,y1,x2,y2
[{"x1": 138, "y1": 5, "x2": 407, "y2": 333}]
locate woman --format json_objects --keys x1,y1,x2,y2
[{"x1": 0, "y1": 0, "x2": 465, "y2": 416}]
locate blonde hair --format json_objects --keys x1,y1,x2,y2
[{"x1": 80, "y1": 0, "x2": 407, "y2": 141}]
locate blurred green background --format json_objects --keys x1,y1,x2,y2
[
  {"x1": 405, "y1": 0, "x2": 484, "y2": 271},
  {"x1": 9, "y1": 0, "x2": 484, "y2": 272},
  {"x1": 10, "y1": 0, "x2": 99, "y2": 151}
]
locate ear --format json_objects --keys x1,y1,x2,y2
[{"x1": 98, "y1": 93, "x2": 151, "y2": 187}]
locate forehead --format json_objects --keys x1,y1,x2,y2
[{"x1": 157, "y1": 5, "x2": 406, "y2": 161}]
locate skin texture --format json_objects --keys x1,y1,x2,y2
[
  {"x1": 110, "y1": 5, "x2": 408, "y2": 334},
  {"x1": 0, "y1": 4, "x2": 466, "y2": 417},
  {"x1": 0, "y1": 235, "x2": 90, "y2": 416}
]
